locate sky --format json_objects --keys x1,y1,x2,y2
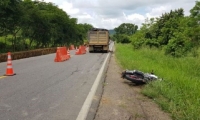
[{"x1": 41, "y1": 0, "x2": 196, "y2": 29}]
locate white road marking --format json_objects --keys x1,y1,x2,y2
[{"x1": 76, "y1": 44, "x2": 113, "y2": 120}]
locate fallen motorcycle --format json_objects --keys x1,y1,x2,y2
[{"x1": 121, "y1": 69, "x2": 158, "y2": 84}]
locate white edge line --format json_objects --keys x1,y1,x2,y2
[{"x1": 76, "y1": 44, "x2": 113, "y2": 120}]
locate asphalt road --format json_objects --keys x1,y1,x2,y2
[{"x1": 0, "y1": 44, "x2": 112, "y2": 120}]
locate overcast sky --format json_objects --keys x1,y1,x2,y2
[{"x1": 41, "y1": 0, "x2": 196, "y2": 29}]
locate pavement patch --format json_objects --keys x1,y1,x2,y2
[{"x1": 0, "y1": 76, "x2": 6, "y2": 79}]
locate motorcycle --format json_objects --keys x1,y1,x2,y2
[{"x1": 121, "y1": 69, "x2": 158, "y2": 84}]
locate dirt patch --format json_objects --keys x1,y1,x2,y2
[{"x1": 94, "y1": 52, "x2": 172, "y2": 120}]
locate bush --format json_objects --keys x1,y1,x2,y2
[
  {"x1": 164, "y1": 32, "x2": 192, "y2": 57},
  {"x1": 115, "y1": 34, "x2": 131, "y2": 43}
]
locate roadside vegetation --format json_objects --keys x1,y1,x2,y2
[
  {"x1": 113, "y1": 1, "x2": 200, "y2": 58},
  {"x1": 0, "y1": 0, "x2": 93, "y2": 53},
  {"x1": 115, "y1": 44, "x2": 200, "y2": 120},
  {"x1": 114, "y1": 1, "x2": 200, "y2": 120}
]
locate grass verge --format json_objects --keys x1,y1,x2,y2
[{"x1": 115, "y1": 43, "x2": 200, "y2": 120}]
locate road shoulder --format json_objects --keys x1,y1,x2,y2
[{"x1": 94, "y1": 52, "x2": 172, "y2": 120}]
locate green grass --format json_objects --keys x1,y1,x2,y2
[
  {"x1": 115, "y1": 43, "x2": 200, "y2": 120},
  {"x1": 0, "y1": 35, "x2": 43, "y2": 53}
]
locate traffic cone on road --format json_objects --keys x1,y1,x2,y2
[
  {"x1": 67, "y1": 48, "x2": 70, "y2": 58},
  {"x1": 4, "y1": 52, "x2": 16, "y2": 76},
  {"x1": 75, "y1": 47, "x2": 82, "y2": 55},
  {"x1": 69, "y1": 45, "x2": 75, "y2": 50}
]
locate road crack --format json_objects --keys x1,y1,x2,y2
[{"x1": 71, "y1": 67, "x2": 79, "y2": 75}]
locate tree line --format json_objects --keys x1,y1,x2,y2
[
  {"x1": 113, "y1": 1, "x2": 200, "y2": 57},
  {"x1": 0, "y1": 0, "x2": 93, "y2": 53}
]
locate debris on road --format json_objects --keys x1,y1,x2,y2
[{"x1": 121, "y1": 69, "x2": 160, "y2": 84}]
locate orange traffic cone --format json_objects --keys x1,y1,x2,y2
[
  {"x1": 5, "y1": 52, "x2": 16, "y2": 76},
  {"x1": 67, "y1": 48, "x2": 70, "y2": 58},
  {"x1": 54, "y1": 47, "x2": 69, "y2": 62},
  {"x1": 69, "y1": 45, "x2": 75, "y2": 50},
  {"x1": 75, "y1": 47, "x2": 81, "y2": 55},
  {"x1": 75, "y1": 48, "x2": 79, "y2": 55},
  {"x1": 54, "y1": 47, "x2": 62, "y2": 62},
  {"x1": 81, "y1": 45, "x2": 86, "y2": 54}
]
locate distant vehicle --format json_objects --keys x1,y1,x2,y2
[{"x1": 88, "y1": 28, "x2": 110, "y2": 53}]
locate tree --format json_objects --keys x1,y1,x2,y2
[
  {"x1": 113, "y1": 23, "x2": 138, "y2": 43},
  {"x1": 0, "y1": 0, "x2": 94, "y2": 53},
  {"x1": 114, "y1": 23, "x2": 138, "y2": 36},
  {"x1": 189, "y1": 1, "x2": 200, "y2": 46},
  {"x1": 0, "y1": 0, "x2": 23, "y2": 51},
  {"x1": 130, "y1": 7, "x2": 196, "y2": 57},
  {"x1": 21, "y1": 0, "x2": 72, "y2": 48}
]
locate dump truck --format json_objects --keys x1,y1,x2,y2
[{"x1": 88, "y1": 28, "x2": 110, "y2": 53}]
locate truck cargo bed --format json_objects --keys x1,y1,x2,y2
[{"x1": 88, "y1": 28, "x2": 110, "y2": 53}]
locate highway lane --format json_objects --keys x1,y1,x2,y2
[{"x1": 0, "y1": 47, "x2": 110, "y2": 120}]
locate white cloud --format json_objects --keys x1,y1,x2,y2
[
  {"x1": 59, "y1": 1, "x2": 79, "y2": 15},
  {"x1": 41, "y1": 0, "x2": 196, "y2": 29},
  {"x1": 146, "y1": 5, "x2": 172, "y2": 18},
  {"x1": 126, "y1": 13, "x2": 146, "y2": 22}
]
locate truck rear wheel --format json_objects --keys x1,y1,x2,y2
[{"x1": 104, "y1": 50, "x2": 108, "y2": 53}]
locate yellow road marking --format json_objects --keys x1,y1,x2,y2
[{"x1": 0, "y1": 76, "x2": 6, "y2": 79}]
